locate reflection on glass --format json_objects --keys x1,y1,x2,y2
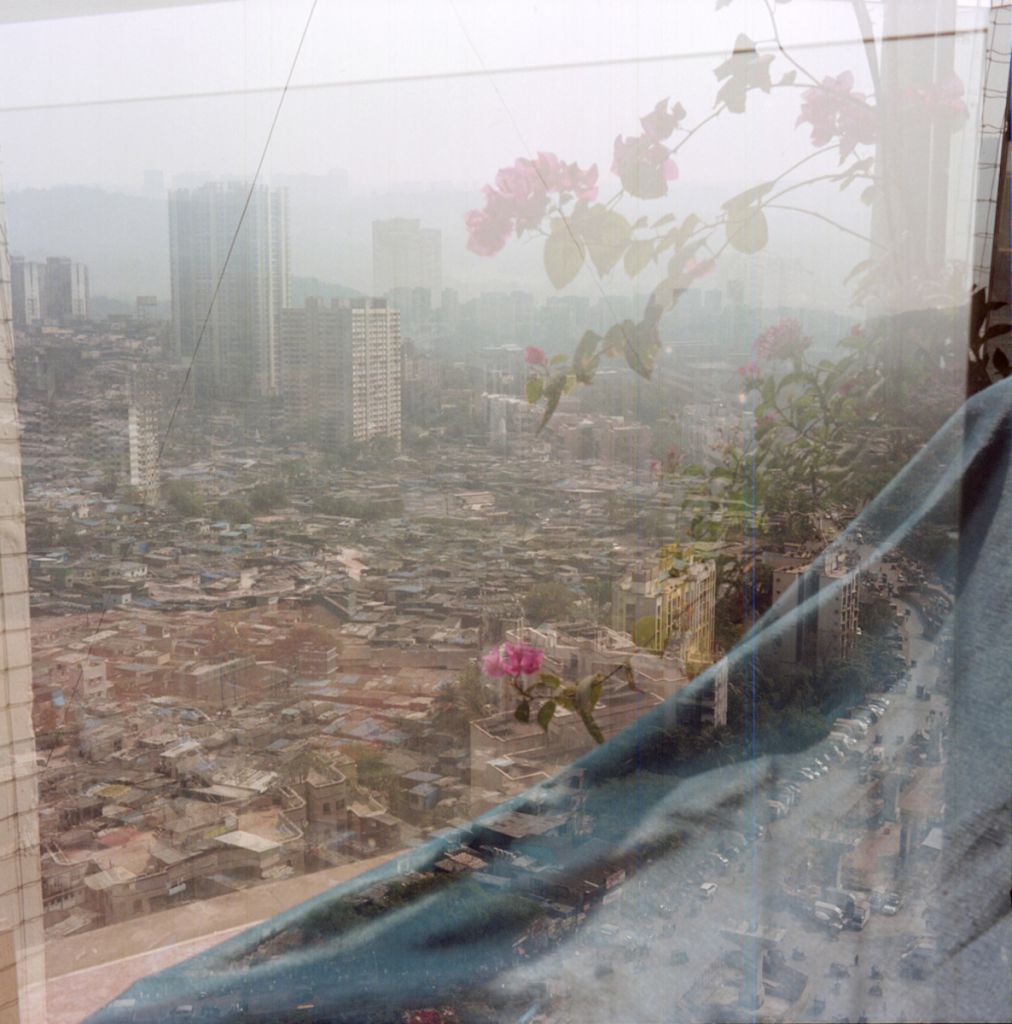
[{"x1": 0, "y1": 1, "x2": 1007, "y2": 1022}]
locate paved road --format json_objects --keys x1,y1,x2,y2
[{"x1": 552, "y1": 578, "x2": 945, "y2": 1022}]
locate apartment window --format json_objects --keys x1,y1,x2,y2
[{"x1": 3, "y1": 3, "x2": 1009, "y2": 1024}]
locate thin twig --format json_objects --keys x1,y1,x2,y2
[
  {"x1": 671, "y1": 104, "x2": 727, "y2": 156},
  {"x1": 763, "y1": 0, "x2": 823, "y2": 87},
  {"x1": 764, "y1": 203, "x2": 884, "y2": 248}
]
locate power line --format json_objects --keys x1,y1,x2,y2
[
  {"x1": 155, "y1": 0, "x2": 319, "y2": 468},
  {"x1": 0, "y1": 26, "x2": 986, "y2": 116}
]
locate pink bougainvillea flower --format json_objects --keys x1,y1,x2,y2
[
  {"x1": 518, "y1": 646, "x2": 545, "y2": 675},
  {"x1": 559, "y1": 161, "x2": 600, "y2": 202},
  {"x1": 465, "y1": 152, "x2": 598, "y2": 256},
  {"x1": 529, "y1": 151, "x2": 599, "y2": 202},
  {"x1": 482, "y1": 648, "x2": 509, "y2": 678},
  {"x1": 465, "y1": 186, "x2": 514, "y2": 256},
  {"x1": 796, "y1": 71, "x2": 876, "y2": 159},
  {"x1": 499, "y1": 642, "x2": 525, "y2": 675},
  {"x1": 736, "y1": 360, "x2": 760, "y2": 376},
  {"x1": 494, "y1": 159, "x2": 550, "y2": 234},
  {"x1": 850, "y1": 324, "x2": 863, "y2": 336},
  {"x1": 499, "y1": 642, "x2": 545, "y2": 677},
  {"x1": 524, "y1": 346, "x2": 547, "y2": 367},
  {"x1": 754, "y1": 318, "x2": 808, "y2": 361}
]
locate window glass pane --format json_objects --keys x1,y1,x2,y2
[{"x1": 0, "y1": 2, "x2": 1007, "y2": 1022}]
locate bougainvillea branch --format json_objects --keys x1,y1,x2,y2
[{"x1": 482, "y1": 642, "x2": 639, "y2": 745}]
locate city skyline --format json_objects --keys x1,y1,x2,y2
[{"x1": 0, "y1": 3, "x2": 1006, "y2": 1023}]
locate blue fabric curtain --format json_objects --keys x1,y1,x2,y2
[{"x1": 86, "y1": 374, "x2": 1011, "y2": 1023}]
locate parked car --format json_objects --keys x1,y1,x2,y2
[
  {"x1": 699, "y1": 882, "x2": 718, "y2": 900},
  {"x1": 881, "y1": 894, "x2": 903, "y2": 915},
  {"x1": 870, "y1": 891, "x2": 903, "y2": 914}
]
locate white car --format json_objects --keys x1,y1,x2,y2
[{"x1": 699, "y1": 882, "x2": 718, "y2": 900}]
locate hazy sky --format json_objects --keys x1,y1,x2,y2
[
  {"x1": 0, "y1": 0, "x2": 900, "y2": 190},
  {"x1": 0, "y1": 1, "x2": 991, "y2": 300}
]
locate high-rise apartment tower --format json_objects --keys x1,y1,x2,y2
[
  {"x1": 169, "y1": 182, "x2": 289, "y2": 399},
  {"x1": 281, "y1": 297, "x2": 401, "y2": 449},
  {"x1": 372, "y1": 218, "x2": 442, "y2": 299}
]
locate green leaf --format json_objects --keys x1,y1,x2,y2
[
  {"x1": 835, "y1": 156, "x2": 873, "y2": 192},
  {"x1": 580, "y1": 205, "x2": 632, "y2": 276},
  {"x1": 514, "y1": 700, "x2": 531, "y2": 724},
  {"x1": 779, "y1": 70, "x2": 797, "y2": 86},
  {"x1": 575, "y1": 673, "x2": 605, "y2": 713},
  {"x1": 539, "y1": 672, "x2": 561, "y2": 690},
  {"x1": 722, "y1": 181, "x2": 774, "y2": 214},
  {"x1": 573, "y1": 330, "x2": 602, "y2": 384},
  {"x1": 603, "y1": 320, "x2": 634, "y2": 358},
  {"x1": 537, "y1": 700, "x2": 557, "y2": 731},
  {"x1": 613, "y1": 140, "x2": 673, "y2": 199},
  {"x1": 845, "y1": 259, "x2": 874, "y2": 285},
  {"x1": 624, "y1": 664, "x2": 637, "y2": 690},
  {"x1": 725, "y1": 207, "x2": 768, "y2": 254},
  {"x1": 544, "y1": 218, "x2": 585, "y2": 290},
  {"x1": 537, "y1": 375, "x2": 566, "y2": 433},
  {"x1": 578, "y1": 707, "x2": 606, "y2": 745},
  {"x1": 624, "y1": 239, "x2": 655, "y2": 278},
  {"x1": 776, "y1": 370, "x2": 808, "y2": 393},
  {"x1": 549, "y1": 353, "x2": 568, "y2": 367},
  {"x1": 525, "y1": 377, "x2": 544, "y2": 404},
  {"x1": 673, "y1": 213, "x2": 702, "y2": 250},
  {"x1": 713, "y1": 34, "x2": 774, "y2": 114},
  {"x1": 624, "y1": 316, "x2": 661, "y2": 379}
]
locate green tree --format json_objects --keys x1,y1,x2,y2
[
  {"x1": 248, "y1": 480, "x2": 287, "y2": 513},
  {"x1": 218, "y1": 497, "x2": 252, "y2": 524},
  {"x1": 364, "y1": 435, "x2": 398, "y2": 460},
  {"x1": 523, "y1": 581, "x2": 578, "y2": 625},
  {"x1": 96, "y1": 469, "x2": 119, "y2": 498},
  {"x1": 432, "y1": 662, "x2": 494, "y2": 739},
  {"x1": 163, "y1": 480, "x2": 204, "y2": 518}
]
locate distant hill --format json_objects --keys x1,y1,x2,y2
[{"x1": 7, "y1": 187, "x2": 368, "y2": 306}]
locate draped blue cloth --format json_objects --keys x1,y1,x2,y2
[{"x1": 85, "y1": 376, "x2": 1012, "y2": 1024}]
